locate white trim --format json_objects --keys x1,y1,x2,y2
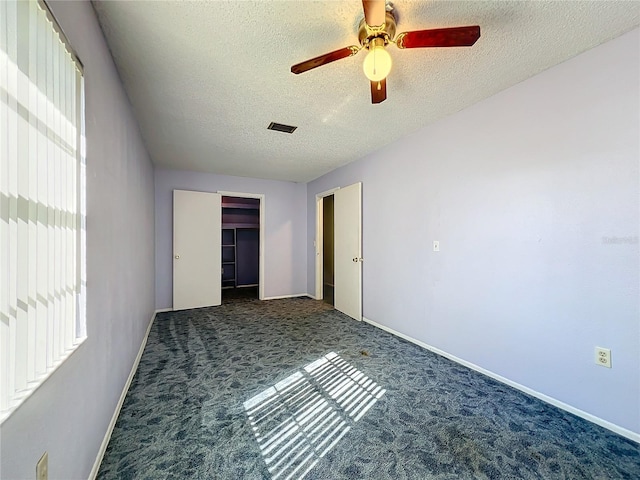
[
  {"x1": 154, "y1": 307, "x2": 173, "y2": 313},
  {"x1": 217, "y1": 191, "x2": 265, "y2": 198},
  {"x1": 362, "y1": 316, "x2": 640, "y2": 444},
  {"x1": 218, "y1": 191, "x2": 266, "y2": 301},
  {"x1": 306, "y1": 293, "x2": 318, "y2": 300},
  {"x1": 89, "y1": 310, "x2": 158, "y2": 480},
  {"x1": 262, "y1": 294, "x2": 311, "y2": 301},
  {"x1": 316, "y1": 187, "x2": 341, "y2": 198}
]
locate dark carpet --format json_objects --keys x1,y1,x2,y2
[{"x1": 97, "y1": 296, "x2": 640, "y2": 479}]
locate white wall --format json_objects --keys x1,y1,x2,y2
[
  {"x1": 307, "y1": 29, "x2": 639, "y2": 435},
  {"x1": 155, "y1": 168, "x2": 307, "y2": 308},
  {"x1": 0, "y1": 1, "x2": 156, "y2": 479}
]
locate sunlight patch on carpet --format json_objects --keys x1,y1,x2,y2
[{"x1": 244, "y1": 352, "x2": 386, "y2": 480}]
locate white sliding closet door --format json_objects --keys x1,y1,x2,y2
[
  {"x1": 173, "y1": 190, "x2": 221, "y2": 310},
  {"x1": 334, "y1": 182, "x2": 362, "y2": 321}
]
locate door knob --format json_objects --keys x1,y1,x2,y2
[{"x1": 174, "y1": 255, "x2": 180, "y2": 259}]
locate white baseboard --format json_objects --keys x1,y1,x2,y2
[
  {"x1": 362, "y1": 316, "x2": 640, "y2": 444},
  {"x1": 155, "y1": 307, "x2": 173, "y2": 313},
  {"x1": 262, "y1": 293, "x2": 311, "y2": 301},
  {"x1": 89, "y1": 309, "x2": 159, "y2": 479},
  {"x1": 306, "y1": 293, "x2": 318, "y2": 300}
]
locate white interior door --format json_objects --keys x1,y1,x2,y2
[
  {"x1": 173, "y1": 190, "x2": 221, "y2": 310},
  {"x1": 334, "y1": 182, "x2": 362, "y2": 321}
]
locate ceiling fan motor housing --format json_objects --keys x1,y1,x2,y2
[{"x1": 358, "y1": 11, "x2": 397, "y2": 49}]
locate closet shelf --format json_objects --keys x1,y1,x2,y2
[
  {"x1": 222, "y1": 223, "x2": 259, "y2": 229},
  {"x1": 221, "y1": 203, "x2": 259, "y2": 210},
  {"x1": 221, "y1": 207, "x2": 259, "y2": 289}
]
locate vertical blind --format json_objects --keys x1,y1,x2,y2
[{"x1": 0, "y1": 0, "x2": 86, "y2": 421}]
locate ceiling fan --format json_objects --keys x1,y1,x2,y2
[{"x1": 291, "y1": 0, "x2": 480, "y2": 104}]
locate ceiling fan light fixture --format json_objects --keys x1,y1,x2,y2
[
  {"x1": 363, "y1": 43, "x2": 392, "y2": 82},
  {"x1": 290, "y1": 4, "x2": 480, "y2": 104}
]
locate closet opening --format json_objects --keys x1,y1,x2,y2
[
  {"x1": 221, "y1": 196, "x2": 260, "y2": 302},
  {"x1": 315, "y1": 182, "x2": 362, "y2": 320},
  {"x1": 322, "y1": 195, "x2": 335, "y2": 306}
]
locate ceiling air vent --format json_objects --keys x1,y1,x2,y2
[{"x1": 268, "y1": 122, "x2": 297, "y2": 134}]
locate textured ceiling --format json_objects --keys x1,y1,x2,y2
[{"x1": 92, "y1": 1, "x2": 639, "y2": 183}]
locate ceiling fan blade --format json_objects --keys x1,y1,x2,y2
[
  {"x1": 395, "y1": 26, "x2": 480, "y2": 49},
  {"x1": 291, "y1": 46, "x2": 359, "y2": 74},
  {"x1": 371, "y1": 79, "x2": 386, "y2": 104},
  {"x1": 362, "y1": 0, "x2": 386, "y2": 27}
]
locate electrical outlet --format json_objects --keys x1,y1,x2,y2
[
  {"x1": 595, "y1": 347, "x2": 611, "y2": 368},
  {"x1": 36, "y1": 452, "x2": 48, "y2": 480},
  {"x1": 433, "y1": 241, "x2": 439, "y2": 252}
]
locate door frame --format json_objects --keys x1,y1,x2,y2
[
  {"x1": 315, "y1": 187, "x2": 341, "y2": 300},
  {"x1": 218, "y1": 190, "x2": 265, "y2": 301}
]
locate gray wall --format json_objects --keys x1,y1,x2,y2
[
  {"x1": 307, "y1": 29, "x2": 639, "y2": 435},
  {"x1": 155, "y1": 168, "x2": 307, "y2": 309},
  {"x1": 0, "y1": 1, "x2": 156, "y2": 479}
]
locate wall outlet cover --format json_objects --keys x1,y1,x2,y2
[{"x1": 595, "y1": 347, "x2": 611, "y2": 368}]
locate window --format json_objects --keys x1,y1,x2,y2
[{"x1": 1, "y1": 0, "x2": 86, "y2": 422}]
